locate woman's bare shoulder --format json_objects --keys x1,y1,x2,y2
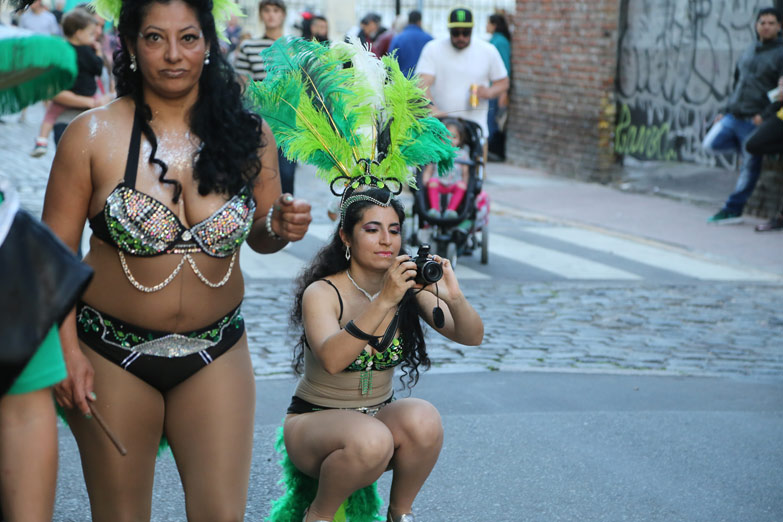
[{"x1": 62, "y1": 97, "x2": 134, "y2": 146}]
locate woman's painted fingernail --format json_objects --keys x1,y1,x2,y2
[
  {"x1": 85, "y1": 414, "x2": 92, "y2": 419},
  {"x1": 284, "y1": 194, "x2": 293, "y2": 202},
  {"x1": 90, "y1": 392, "x2": 97, "y2": 400}
]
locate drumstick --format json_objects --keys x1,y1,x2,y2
[{"x1": 88, "y1": 403, "x2": 127, "y2": 456}]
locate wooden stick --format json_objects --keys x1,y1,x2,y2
[{"x1": 88, "y1": 403, "x2": 127, "y2": 456}]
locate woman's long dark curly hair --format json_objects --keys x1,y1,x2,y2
[
  {"x1": 290, "y1": 188, "x2": 430, "y2": 390},
  {"x1": 114, "y1": 0, "x2": 263, "y2": 202}
]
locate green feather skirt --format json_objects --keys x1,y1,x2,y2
[{"x1": 267, "y1": 425, "x2": 385, "y2": 522}]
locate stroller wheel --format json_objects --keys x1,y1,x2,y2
[
  {"x1": 481, "y1": 223, "x2": 489, "y2": 264},
  {"x1": 446, "y1": 241, "x2": 458, "y2": 268}
]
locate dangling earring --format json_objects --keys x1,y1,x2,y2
[
  {"x1": 130, "y1": 54, "x2": 137, "y2": 72},
  {"x1": 345, "y1": 245, "x2": 351, "y2": 261},
  {"x1": 204, "y1": 50, "x2": 210, "y2": 65}
]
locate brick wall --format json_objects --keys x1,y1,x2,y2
[
  {"x1": 507, "y1": 0, "x2": 620, "y2": 182},
  {"x1": 748, "y1": 161, "x2": 783, "y2": 218}
]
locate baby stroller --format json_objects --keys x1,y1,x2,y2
[{"x1": 407, "y1": 118, "x2": 490, "y2": 266}]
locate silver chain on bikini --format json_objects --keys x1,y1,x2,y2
[{"x1": 118, "y1": 250, "x2": 237, "y2": 293}]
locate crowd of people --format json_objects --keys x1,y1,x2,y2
[{"x1": 9, "y1": 1, "x2": 515, "y2": 167}]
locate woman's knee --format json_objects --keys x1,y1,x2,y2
[
  {"x1": 393, "y1": 400, "x2": 443, "y2": 448},
  {"x1": 343, "y1": 424, "x2": 395, "y2": 469}
]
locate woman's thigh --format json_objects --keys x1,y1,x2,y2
[
  {"x1": 163, "y1": 338, "x2": 256, "y2": 519},
  {"x1": 69, "y1": 343, "x2": 165, "y2": 521},
  {"x1": 283, "y1": 409, "x2": 395, "y2": 478}
]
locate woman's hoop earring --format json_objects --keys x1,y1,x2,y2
[
  {"x1": 345, "y1": 245, "x2": 351, "y2": 261},
  {"x1": 204, "y1": 50, "x2": 210, "y2": 65},
  {"x1": 130, "y1": 54, "x2": 137, "y2": 72}
]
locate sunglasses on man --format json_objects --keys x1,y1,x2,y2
[{"x1": 450, "y1": 28, "x2": 472, "y2": 37}]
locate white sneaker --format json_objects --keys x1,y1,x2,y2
[{"x1": 30, "y1": 138, "x2": 48, "y2": 158}]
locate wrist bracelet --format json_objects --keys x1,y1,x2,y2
[{"x1": 266, "y1": 205, "x2": 284, "y2": 241}]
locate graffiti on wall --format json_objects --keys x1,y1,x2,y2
[{"x1": 615, "y1": 0, "x2": 769, "y2": 164}]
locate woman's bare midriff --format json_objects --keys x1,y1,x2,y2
[{"x1": 81, "y1": 238, "x2": 246, "y2": 332}]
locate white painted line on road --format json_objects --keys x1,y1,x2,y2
[
  {"x1": 489, "y1": 233, "x2": 641, "y2": 280},
  {"x1": 240, "y1": 245, "x2": 305, "y2": 279},
  {"x1": 524, "y1": 226, "x2": 779, "y2": 281},
  {"x1": 81, "y1": 228, "x2": 91, "y2": 255},
  {"x1": 308, "y1": 223, "x2": 337, "y2": 241}
]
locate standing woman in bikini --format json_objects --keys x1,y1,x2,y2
[{"x1": 41, "y1": 0, "x2": 311, "y2": 519}]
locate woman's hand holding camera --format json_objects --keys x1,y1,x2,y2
[
  {"x1": 377, "y1": 255, "x2": 418, "y2": 309},
  {"x1": 420, "y1": 254, "x2": 462, "y2": 303}
]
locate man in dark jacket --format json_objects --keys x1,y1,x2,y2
[{"x1": 702, "y1": 7, "x2": 783, "y2": 224}]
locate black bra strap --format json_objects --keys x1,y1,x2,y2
[
  {"x1": 124, "y1": 110, "x2": 143, "y2": 188},
  {"x1": 318, "y1": 279, "x2": 343, "y2": 322}
]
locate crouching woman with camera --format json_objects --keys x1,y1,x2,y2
[{"x1": 283, "y1": 187, "x2": 483, "y2": 522}]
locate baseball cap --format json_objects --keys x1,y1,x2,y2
[
  {"x1": 447, "y1": 7, "x2": 474, "y2": 28},
  {"x1": 259, "y1": 0, "x2": 286, "y2": 12}
]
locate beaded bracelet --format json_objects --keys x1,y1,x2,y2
[{"x1": 266, "y1": 206, "x2": 284, "y2": 241}]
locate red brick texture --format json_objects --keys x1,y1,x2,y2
[{"x1": 506, "y1": 0, "x2": 621, "y2": 182}]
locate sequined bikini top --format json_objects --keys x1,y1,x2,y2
[
  {"x1": 89, "y1": 112, "x2": 256, "y2": 259},
  {"x1": 89, "y1": 112, "x2": 256, "y2": 293}
]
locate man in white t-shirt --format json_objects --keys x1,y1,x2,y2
[{"x1": 416, "y1": 7, "x2": 509, "y2": 137}]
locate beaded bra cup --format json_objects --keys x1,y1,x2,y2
[{"x1": 97, "y1": 182, "x2": 255, "y2": 258}]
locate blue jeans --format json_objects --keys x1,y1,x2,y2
[{"x1": 701, "y1": 114, "x2": 763, "y2": 214}]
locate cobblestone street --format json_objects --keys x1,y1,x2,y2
[{"x1": 244, "y1": 278, "x2": 783, "y2": 381}]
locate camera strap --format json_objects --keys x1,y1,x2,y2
[{"x1": 344, "y1": 289, "x2": 417, "y2": 351}]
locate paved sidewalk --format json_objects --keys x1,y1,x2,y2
[{"x1": 483, "y1": 162, "x2": 782, "y2": 275}]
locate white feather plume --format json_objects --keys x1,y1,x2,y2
[{"x1": 331, "y1": 35, "x2": 387, "y2": 110}]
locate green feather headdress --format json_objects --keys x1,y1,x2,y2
[
  {"x1": 246, "y1": 37, "x2": 456, "y2": 213},
  {"x1": 90, "y1": 0, "x2": 242, "y2": 43}
]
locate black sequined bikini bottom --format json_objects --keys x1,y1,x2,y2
[{"x1": 76, "y1": 301, "x2": 244, "y2": 393}]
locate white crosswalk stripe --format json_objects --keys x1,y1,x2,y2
[
  {"x1": 240, "y1": 245, "x2": 306, "y2": 279},
  {"x1": 486, "y1": 232, "x2": 642, "y2": 280}
]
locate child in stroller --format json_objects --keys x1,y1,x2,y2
[
  {"x1": 410, "y1": 117, "x2": 490, "y2": 265},
  {"x1": 423, "y1": 119, "x2": 470, "y2": 221}
]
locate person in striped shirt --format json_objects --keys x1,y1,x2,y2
[
  {"x1": 235, "y1": 0, "x2": 298, "y2": 194},
  {"x1": 234, "y1": 0, "x2": 286, "y2": 82}
]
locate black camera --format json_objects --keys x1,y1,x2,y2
[{"x1": 412, "y1": 244, "x2": 443, "y2": 285}]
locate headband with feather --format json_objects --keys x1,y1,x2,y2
[{"x1": 246, "y1": 36, "x2": 456, "y2": 219}]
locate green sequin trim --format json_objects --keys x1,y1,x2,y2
[{"x1": 77, "y1": 306, "x2": 243, "y2": 349}]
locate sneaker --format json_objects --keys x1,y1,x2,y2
[
  {"x1": 442, "y1": 209, "x2": 459, "y2": 220},
  {"x1": 707, "y1": 209, "x2": 743, "y2": 225},
  {"x1": 426, "y1": 208, "x2": 440, "y2": 219},
  {"x1": 755, "y1": 214, "x2": 783, "y2": 232},
  {"x1": 30, "y1": 138, "x2": 48, "y2": 158}
]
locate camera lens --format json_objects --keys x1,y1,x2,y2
[{"x1": 421, "y1": 260, "x2": 443, "y2": 283}]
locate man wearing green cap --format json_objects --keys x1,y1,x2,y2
[{"x1": 416, "y1": 7, "x2": 509, "y2": 137}]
